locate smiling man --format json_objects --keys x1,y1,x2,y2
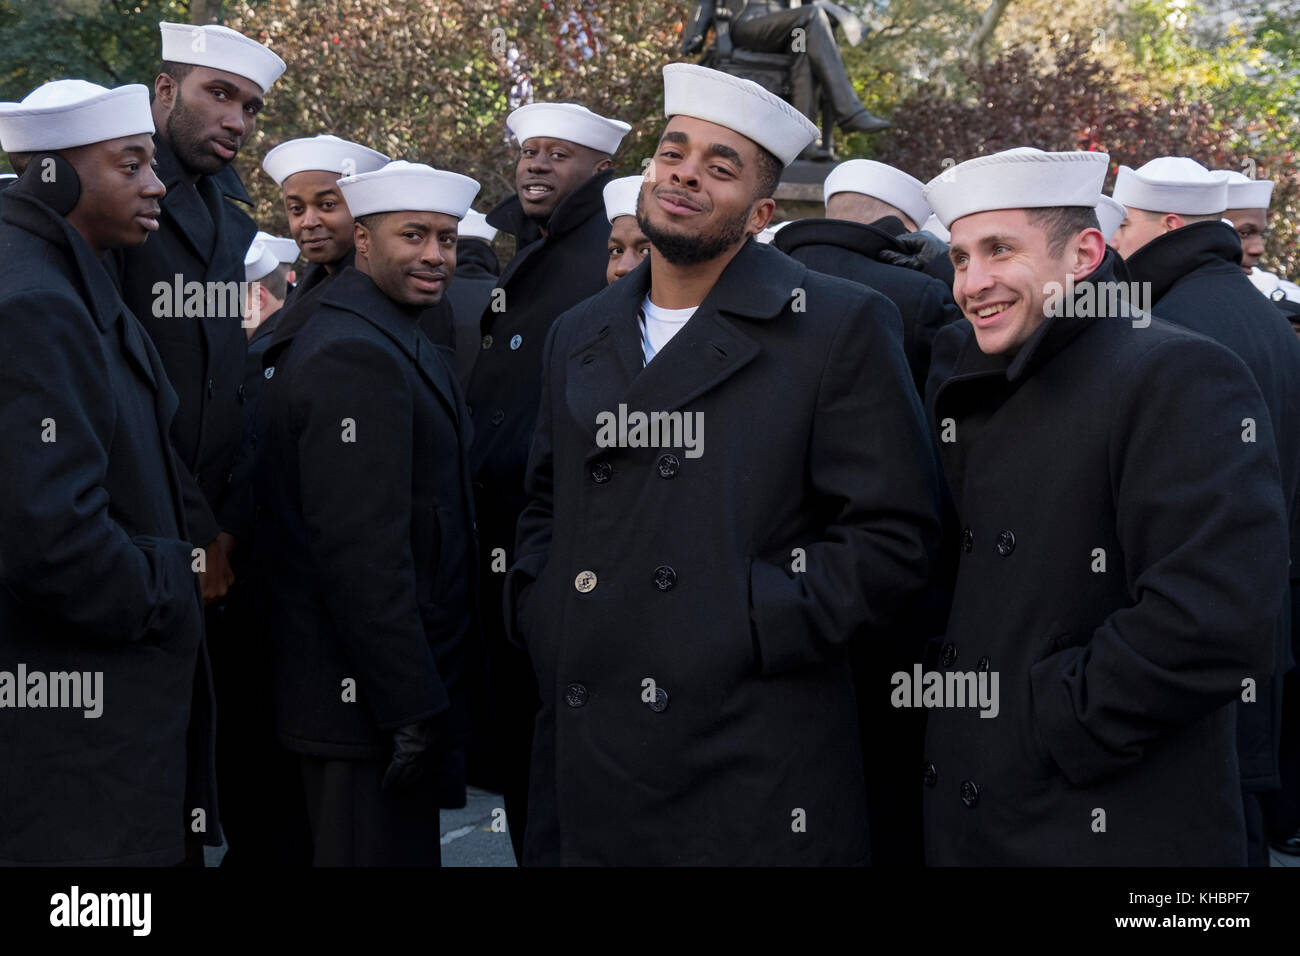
[
  {"x1": 0, "y1": 80, "x2": 216, "y2": 865},
  {"x1": 921, "y1": 147, "x2": 1288, "y2": 865},
  {"x1": 465, "y1": 100, "x2": 630, "y2": 861},
  {"x1": 256, "y1": 161, "x2": 480, "y2": 866},
  {"x1": 505, "y1": 63, "x2": 942, "y2": 865}
]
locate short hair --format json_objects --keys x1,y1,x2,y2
[
  {"x1": 160, "y1": 61, "x2": 195, "y2": 84},
  {"x1": 258, "y1": 263, "x2": 290, "y2": 300},
  {"x1": 753, "y1": 144, "x2": 782, "y2": 200},
  {"x1": 353, "y1": 212, "x2": 386, "y2": 232},
  {"x1": 1026, "y1": 206, "x2": 1101, "y2": 258}
]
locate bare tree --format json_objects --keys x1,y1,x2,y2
[{"x1": 966, "y1": 0, "x2": 1013, "y2": 63}]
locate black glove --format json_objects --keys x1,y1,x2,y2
[
  {"x1": 381, "y1": 719, "x2": 440, "y2": 794},
  {"x1": 682, "y1": 33, "x2": 705, "y2": 55},
  {"x1": 877, "y1": 231, "x2": 950, "y2": 271}
]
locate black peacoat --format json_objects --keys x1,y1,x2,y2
[
  {"x1": 109, "y1": 134, "x2": 257, "y2": 547},
  {"x1": 255, "y1": 267, "x2": 477, "y2": 759},
  {"x1": 923, "y1": 251, "x2": 1288, "y2": 865},
  {"x1": 1126, "y1": 221, "x2": 1300, "y2": 792},
  {"x1": 445, "y1": 236, "x2": 501, "y2": 387},
  {"x1": 0, "y1": 187, "x2": 216, "y2": 865},
  {"x1": 507, "y1": 239, "x2": 944, "y2": 865},
  {"x1": 775, "y1": 216, "x2": 963, "y2": 394}
]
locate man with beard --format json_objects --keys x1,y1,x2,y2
[
  {"x1": 1116, "y1": 157, "x2": 1300, "y2": 866},
  {"x1": 110, "y1": 23, "x2": 284, "y2": 613},
  {"x1": 603, "y1": 174, "x2": 653, "y2": 285},
  {"x1": 775, "y1": 159, "x2": 962, "y2": 395},
  {"x1": 0, "y1": 79, "x2": 215, "y2": 865},
  {"x1": 256, "y1": 161, "x2": 480, "y2": 866},
  {"x1": 505, "y1": 64, "x2": 942, "y2": 864},
  {"x1": 921, "y1": 147, "x2": 1286, "y2": 865},
  {"x1": 465, "y1": 101, "x2": 629, "y2": 859}
]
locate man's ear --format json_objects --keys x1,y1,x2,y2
[
  {"x1": 594, "y1": 155, "x2": 614, "y2": 174},
  {"x1": 1070, "y1": 228, "x2": 1107, "y2": 281},
  {"x1": 285, "y1": 269, "x2": 297, "y2": 285},
  {"x1": 353, "y1": 221, "x2": 370, "y2": 258},
  {"x1": 153, "y1": 73, "x2": 177, "y2": 111},
  {"x1": 747, "y1": 197, "x2": 776, "y2": 235}
]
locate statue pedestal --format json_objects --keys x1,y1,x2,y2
[{"x1": 773, "y1": 160, "x2": 835, "y2": 221}]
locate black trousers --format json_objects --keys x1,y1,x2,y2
[{"x1": 299, "y1": 755, "x2": 442, "y2": 867}]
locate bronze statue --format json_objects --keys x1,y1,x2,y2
[{"x1": 683, "y1": 0, "x2": 891, "y2": 162}]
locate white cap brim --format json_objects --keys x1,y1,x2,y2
[
  {"x1": 662, "y1": 63, "x2": 818, "y2": 167},
  {"x1": 824, "y1": 160, "x2": 930, "y2": 227},
  {"x1": 160, "y1": 21, "x2": 286, "y2": 93},
  {"x1": 923, "y1": 148, "x2": 1109, "y2": 229},
  {"x1": 507, "y1": 102, "x2": 630, "y2": 154},
  {"x1": 263, "y1": 135, "x2": 390, "y2": 186},
  {"x1": 1112, "y1": 158, "x2": 1229, "y2": 215},
  {"x1": 338, "y1": 160, "x2": 481, "y2": 219},
  {"x1": 603, "y1": 174, "x2": 645, "y2": 223},
  {"x1": 0, "y1": 81, "x2": 154, "y2": 152}
]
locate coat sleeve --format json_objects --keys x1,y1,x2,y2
[
  {"x1": 0, "y1": 291, "x2": 199, "y2": 642},
  {"x1": 748, "y1": 293, "x2": 945, "y2": 675},
  {"x1": 505, "y1": 318, "x2": 561, "y2": 649},
  {"x1": 289, "y1": 337, "x2": 447, "y2": 729},
  {"x1": 1029, "y1": 335, "x2": 1287, "y2": 786}
]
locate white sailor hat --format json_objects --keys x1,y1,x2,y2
[
  {"x1": 756, "y1": 220, "x2": 794, "y2": 244},
  {"x1": 254, "y1": 230, "x2": 300, "y2": 263},
  {"x1": 506, "y1": 103, "x2": 630, "y2": 155},
  {"x1": 1112, "y1": 157, "x2": 1228, "y2": 216},
  {"x1": 923, "y1": 147, "x2": 1110, "y2": 229},
  {"x1": 160, "y1": 21, "x2": 286, "y2": 94},
  {"x1": 603, "y1": 174, "x2": 645, "y2": 223},
  {"x1": 0, "y1": 80, "x2": 153, "y2": 152},
  {"x1": 244, "y1": 241, "x2": 280, "y2": 282},
  {"x1": 457, "y1": 209, "x2": 497, "y2": 243},
  {"x1": 337, "y1": 160, "x2": 480, "y2": 219},
  {"x1": 262, "y1": 134, "x2": 390, "y2": 186},
  {"x1": 921, "y1": 213, "x2": 950, "y2": 243},
  {"x1": 1095, "y1": 194, "x2": 1127, "y2": 242},
  {"x1": 662, "y1": 63, "x2": 818, "y2": 167},
  {"x1": 1222, "y1": 169, "x2": 1274, "y2": 210},
  {"x1": 824, "y1": 160, "x2": 930, "y2": 227}
]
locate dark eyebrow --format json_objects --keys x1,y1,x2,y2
[
  {"x1": 658, "y1": 130, "x2": 744, "y2": 168},
  {"x1": 208, "y1": 77, "x2": 263, "y2": 112}
]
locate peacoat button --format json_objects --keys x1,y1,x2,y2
[
  {"x1": 960, "y1": 779, "x2": 980, "y2": 808},
  {"x1": 940, "y1": 642, "x2": 957, "y2": 668},
  {"x1": 481, "y1": 334, "x2": 494, "y2": 350},
  {"x1": 237, "y1": 384, "x2": 246, "y2": 402},
  {"x1": 977, "y1": 655, "x2": 990, "y2": 672},
  {"x1": 565, "y1": 683, "x2": 588, "y2": 707},
  {"x1": 490, "y1": 409, "x2": 505, "y2": 426},
  {"x1": 656, "y1": 453, "x2": 680, "y2": 478},
  {"x1": 574, "y1": 570, "x2": 597, "y2": 593},
  {"x1": 647, "y1": 687, "x2": 669, "y2": 713},
  {"x1": 653, "y1": 565, "x2": 676, "y2": 591},
  {"x1": 996, "y1": 529, "x2": 1016, "y2": 556},
  {"x1": 206, "y1": 378, "x2": 215, "y2": 396},
  {"x1": 924, "y1": 762, "x2": 937, "y2": 787},
  {"x1": 590, "y1": 460, "x2": 613, "y2": 483},
  {"x1": 510, "y1": 334, "x2": 522, "y2": 350},
  {"x1": 961, "y1": 528, "x2": 973, "y2": 552},
  {"x1": 264, "y1": 366, "x2": 275, "y2": 379}
]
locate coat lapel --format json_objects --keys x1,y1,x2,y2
[{"x1": 154, "y1": 136, "x2": 216, "y2": 262}]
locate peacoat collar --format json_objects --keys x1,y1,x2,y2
[
  {"x1": 151, "y1": 133, "x2": 253, "y2": 264},
  {"x1": 318, "y1": 266, "x2": 461, "y2": 420},
  {"x1": 1123, "y1": 219, "x2": 1244, "y2": 303},
  {"x1": 941, "y1": 248, "x2": 1133, "y2": 390},
  {"x1": 486, "y1": 167, "x2": 616, "y2": 249},
  {"x1": 564, "y1": 237, "x2": 805, "y2": 453},
  {"x1": 774, "y1": 215, "x2": 911, "y2": 261},
  {"x1": 1, "y1": 188, "x2": 159, "y2": 390}
]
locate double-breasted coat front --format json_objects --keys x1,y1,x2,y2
[{"x1": 507, "y1": 239, "x2": 944, "y2": 865}]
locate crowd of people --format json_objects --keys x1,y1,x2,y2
[{"x1": 1, "y1": 19, "x2": 1299, "y2": 867}]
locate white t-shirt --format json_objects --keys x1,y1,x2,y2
[{"x1": 640, "y1": 294, "x2": 698, "y2": 364}]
